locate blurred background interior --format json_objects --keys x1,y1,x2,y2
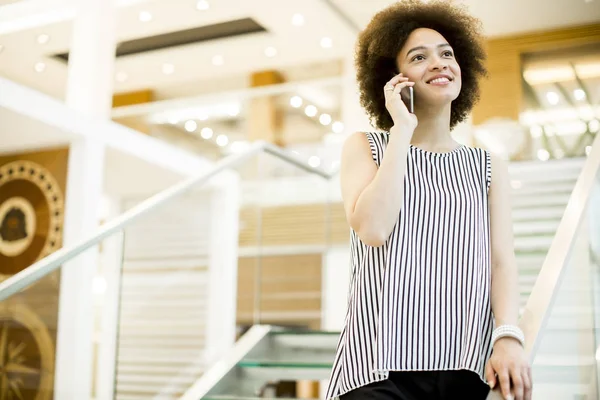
[{"x1": 0, "y1": 0, "x2": 600, "y2": 399}]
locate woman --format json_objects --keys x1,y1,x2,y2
[{"x1": 325, "y1": 1, "x2": 532, "y2": 400}]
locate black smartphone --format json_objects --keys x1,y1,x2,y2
[{"x1": 403, "y1": 86, "x2": 414, "y2": 113}]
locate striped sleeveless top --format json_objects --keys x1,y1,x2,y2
[{"x1": 325, "y1": 132, "x2": 494, "y2": 399}]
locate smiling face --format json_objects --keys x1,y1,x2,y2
[{"x1": 396, "y1": 28, "x2": 462, "y2": 109}]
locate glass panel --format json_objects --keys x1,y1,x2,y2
[
  {"x1": 0, "y1": 230, "x2": 125, "y2": 400},
  {"x1": 111, "y1": 150, "x2": 335, "y2": 399},
  {"x1": 531, "y1": 168, "x2": 600, "y2": 400}
]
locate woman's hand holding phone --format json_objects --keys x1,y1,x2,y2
[{"x1": 383, "y1": 73, "x2": 418, "y2": 133}]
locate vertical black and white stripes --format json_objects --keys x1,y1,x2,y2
[{"x1": 326, "y1": 132, "x2": 494, "y2": 399}]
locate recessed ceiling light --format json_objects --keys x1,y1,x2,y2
[
  {"x1": 185, "y1": 120, "x2": 197, "y2": 132},
  {"x1": 308, "y1": 156, "x2": 321, "y2": 168},
  {"x1": 537, "y1": 149, "x2": 550, "y2": 161},
  {"x1": 545, "y1": 91, "x2": 559, "y2": 105},
  {"x1": 264, "y1": 46, "x2": 277, "y2": 58},
  {"x1": 228, "y1": 105, "x2": 240, "y2": 117},
  {"x1": 586, "y1": 145, "x2": 592, "y2": 155},
  {"x1": 115, "y1": 71, "x2": 128, "y2": 82},
  {"x1": 196, "y1": 0, "x2": 210, "y2": 10},
  {"x1": 201, "y1": 127, "x2": 214, "y2": 139},
  {"x1": 574, "y1": 89, "x2": 586, "y2": 101},
  {"x1": 162, "y1": 63, "x2": 175, "y2": 75},
  {"x1": 139, "y1": 11, "x2": 152, "y2": 22},
  {"x1": 216, "y1": 134, "x2": 229, "y2": 147},
  {"x1": 37, "y1": 34, "x2": 50, "y2": 44},
  {"x1": 320, "y1": 37, "x2": 333, "y2": 48},
  {"x1": 305, "y1": 105, "x2": 317, "y2": 117},
  {"x1": 290, "y1": 96, "x2": 303, "y2": 108},
  {"x1": 34, "y1": 62, "x2": 46, "y2": 73},
  {"x1": 212, "y1": 55, "x2": 224, "y2": 66},
  {"x1": 319, "y1": 113, "x2": 332, "y2": 125},
  {"x1": 292, "y1": 13, "x2": 305, "y2": 26},
  {"x1": 589, "y1": 119, "x2": 600, "y2": 133},
  {"x1": 332, "y1": 121, "x2": 344, "y2": 133}
]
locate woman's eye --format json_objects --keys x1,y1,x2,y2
[
  {"x1": 413, "y1": 55, "x2": 425, "y2": 61},
  {"x1": 443, "y1": 51, "x2": 454, "y2": 57}
]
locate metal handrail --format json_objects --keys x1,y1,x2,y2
[{"x1": 0, "y1": 141, "x2": 336, "y2": 302}]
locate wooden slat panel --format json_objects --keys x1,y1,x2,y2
[{"x1": 239, "y1": 202, "x2": 349, "y2": 246}]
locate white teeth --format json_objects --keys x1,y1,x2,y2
[{"x1": 429, "y1": 77, "x2": 450, "y2": 84}]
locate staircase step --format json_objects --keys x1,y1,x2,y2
[
  {"x1": 512, "y1": 193, "x2": 571, "y2": 208},
  {"x1": 239, "y1": 360, "x2": 332, "y2": 381},
  {"x1": 512, "y1": 207, "x2": 565, "y2": 222},
  {"x1": 513, "y1": 220, "x2": 559, "y2": 236},
  {"x1": 532, "y1": 383, "x2": 589, "y2": 400}
]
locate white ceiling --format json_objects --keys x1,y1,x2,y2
[{"x1": 0, "y1": 0, "x2": 598, "y2": 102}]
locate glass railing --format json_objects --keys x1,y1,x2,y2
[
  {"x1": 0, "y1": 142, "x2": 337, "y2": 399},
  {"x1": 486, "y1": 134, "x2": 600, "y2": 400}
]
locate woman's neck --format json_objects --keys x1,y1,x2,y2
[{"x1": 411, "y1": 103, "x2": 459, "y2": 151}]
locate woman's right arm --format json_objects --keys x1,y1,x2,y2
[
  {"x1": 340, "y1": 127, "x2": 413, "y2": 247},
  {"x1": 340, "y1": 73, "x2": 416, "y2": 247}
]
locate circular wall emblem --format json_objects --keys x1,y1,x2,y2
[
  {"x1": 0, "y1": 161, "x2": 63, "y2": 275},
  {"x1": 0, "y1": 303, "x2": 54, "y2": 400}
]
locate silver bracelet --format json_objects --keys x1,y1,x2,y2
[{"x1": 492, "y1": 325, "x2": 525, "y2": 347}]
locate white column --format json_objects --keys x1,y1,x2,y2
[
  {"x1": 204, "y1": 173, "x2": 241, "y2": 364},
  {"x1": 54, "y1": 0, "x2": 116, "y2": 398}
]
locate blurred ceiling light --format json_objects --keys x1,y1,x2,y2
[
  {"x1": 308, "y1": 156, "x2": 321, "y2": 168},
  {"x1": 212, "y1": 55, "x2": 224, "y2": 66},
  {"x1": 228, "y1": 105, "x2": 240, "y2": 117},
  {"x1": 201, "y1": 127, "x2": 214, "y2": 139},
  {"x1": 332, "y1": 121, "x2": 344, "y2": 133},
  {"x1": 115, "y1": 71, "x2": 128, "y2": 82},
  {"x1": 574, "y1": 89, "x2": 586, "y2": 101},
  {"x1": 37, "y1": 34, "x2": 50, "y2": 44},
  {"x1": 162, "y1": 63, "x2": 175, "y2": 75},
  {"x1": 216, "y1": 134, "x2": 229, "y2": 147},
  {"x1": 589, "y1": 119, "x2": 600, "y2": 133},
  {"x1": 139, "y1": 11, "x2": 152, "y2": 22},
  {"x1": 510, "y1": 180, "x2": 522, "y2": 189},
  {"x1": 586, "y1": 146, "x2": 592, "y2": 155},
  {"x1": 529, "y1": 125, "x2": 543, "y2": 138},
  {"x1": 292, "y1": 13, "x2": 305, "y2": 26},
  {"x1": 319, "y1": 113, "x2": 332, "y2": 125},
  {"x1": 290, "y1": 96, "x2": 303, "y2": 108},
  {"x1": 184, "y1": 120, "x2": 197, "y2": 132},
  {"x1": 34, "y1": 62, "x2": 46, "y2": 72},
  {"x1": 545, "y1": 91, "x2": 560, "y2": 105},
  {"x1": 264, "y1": 46, "x2": 277, "y2": 57},
  {"x1": 196, "y1": 0, "x2": 210, "y2": 10},
  {"x1": 320, "y1": 37, "x2": 333, "y2": 48},
  {"x1": 305, "y1": 105, "x2": 317, "y2": 117},
  {"x1": 537, "y1": 149, "x2": 550, "y2": 161}
]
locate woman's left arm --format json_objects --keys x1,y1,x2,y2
[{"x1": 485, "y1": 154, "x2": 532, "y2": 400}]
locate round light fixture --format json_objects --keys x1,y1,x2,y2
[
  {"x1": 308, "y1": 156, "x2": 321, "y2": 168},
  {"x1": 290, "y1": 96, "x2": 303, "y2": 108},
  {"x1": 292, "y1": 13, "x2": 305, "y2": 26},
  {"x1": 319, "y1": 114, "x2": 332, "y2": 125},
  {"x1": 162, "y1": 63, "x2": 175, "y2": 75},
  {"x1": 196, "y1": 0, "x2": 210, "y2": 10},
  {"x1": 34, "y1": 62, "x2": 46, "y2": 73},
  {"x1": 185, "y1": 120, "x2": 197, "y2": 132},
  {"x1": 139, "y1": 11, "x2": 153, "y2": 22},
  {"x1": 305, "y1": 105, "x2": 317, "y2": 117},
  {"x1": 212, "y1": 55, "x2": 224, "y2": 66},
  {"x1": 332, "y1": 121, "x2": 344, "y2": 133},
  {"x1": 216, "y1": 134, "x2": 229, "y2": 147},
  {"x1": 201, "y1": 127, "x2": 214, "y2": 139},
  {"x1": 264, "y1": 46, "x2": 277, "y2": 58},
  {"x1": 37, "y1": 34, "x2": 50, "y2": 45},
  {"x1": 320, "y1": 37, "x2": 333, "y2": 48}
]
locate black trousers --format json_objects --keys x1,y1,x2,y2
[{"x1": 339, "y1": 370, "x2": 490, "y2": 400}]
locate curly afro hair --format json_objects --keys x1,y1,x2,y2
[{"x1": 355, "y1": 0, "x2": 487, "y2": 130}]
